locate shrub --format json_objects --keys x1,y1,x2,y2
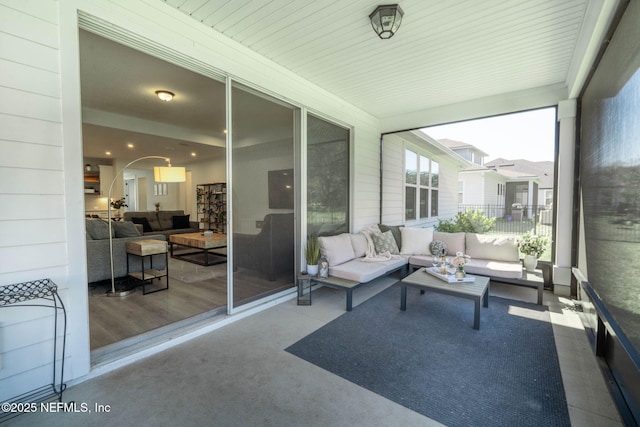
[
  {"x1": 436, "y1": 218, "x2": 462, "y2": 233},
  {"x1": 436, "y1": 209, "x2": 496, "y2": 233}
]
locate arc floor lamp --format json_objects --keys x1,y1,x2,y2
[{"x1": 107, "y1": 156, "x2": 186, "y2": 297}]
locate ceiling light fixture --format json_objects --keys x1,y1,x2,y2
[
  {"x1": 369, "y1": 4, "x2": 404, "y2": 39},
  {"x1": 155, "y1": 90, "x2": 175, "y2": 102}
]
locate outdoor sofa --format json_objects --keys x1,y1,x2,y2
[{"x1": 316, "y1": 225, "x2": 527, "y2": 309}]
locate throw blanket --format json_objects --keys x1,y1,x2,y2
[{"x1": 360, "y1": 229, "x2": 402, "y2": 263}]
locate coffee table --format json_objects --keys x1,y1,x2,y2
[
  {"x1": 169, "y1": 232, "x2": 227, "y2": 266},
  {"x1": 400, "y1": 268, "x2": 490, "y2": 330}
]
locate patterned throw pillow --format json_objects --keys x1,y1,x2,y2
[
  {"x1": 372, "y1": 230, "x2": 400, "y2": 254},
  {"x1": 429, "y1": 240, "x2": 448, "y2": 256}
]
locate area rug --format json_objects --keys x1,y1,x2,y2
[{"x1": 286, "y1": 285, "x2": 570, "y2": 427}]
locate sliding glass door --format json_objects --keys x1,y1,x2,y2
[
  {"x1": 230, "y1": 83, "x2": 297, "y2": 308},
  {"x1": 307, "y1": 114, "x2": 350, "y2": 236}
]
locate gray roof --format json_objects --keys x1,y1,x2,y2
[{"x1": 485, "y1": 158, "x2": 555, "y2": 189}]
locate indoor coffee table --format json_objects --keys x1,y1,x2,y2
[
  {"x1": 169, "y1": 232, "x2": 227, "y2": 266},
  {"x1": 400, "y1": 268, "x2": 490, "y2": 330}
]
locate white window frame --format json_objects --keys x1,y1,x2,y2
[{"x1": 404, "y1": 149, "x2": 438, "y2": 221}]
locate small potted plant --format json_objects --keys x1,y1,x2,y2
[
  {"x1": 110, "y1": 197, "x2": 128, "y2": 217},
  {"x1": 518, "y1": 233, "x2": 548, "y2": 272},
  {"x1": 305, "y1": 235, "x2": 321, "y2": 276}
]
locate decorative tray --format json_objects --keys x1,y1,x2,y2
[{"x1": 424, "y1": 267, "x2": 476, "y2": 283}]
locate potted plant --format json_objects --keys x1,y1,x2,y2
[
  {"x1": 110, "y1": 197, "x2": 128, "y2": 218},
  {"x1": 305, "y1": 235, "x2": 321, "y2": 276},
  {"x1": 518, "y1": 233, "x2": 548, "y2": 272}
]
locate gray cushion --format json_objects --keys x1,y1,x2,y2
[
  {"x1": 379, "y1": 224, "x2": 402, "y2": 249},
  {"x1": 112, "y1": 220, "x2": 141, "y2": 238},
  {"x1": 131, "y1": 217, "x2": 153, "y2": 233},
  {"x1": 372, "y1": 230, "x2": 400, "y2": 254},
  {"x1": 86, "y1": 218, "x2": 113, "y2": 240},
  {"x1": 148, "y1": 217, "x2": 163, "y2": 231}
]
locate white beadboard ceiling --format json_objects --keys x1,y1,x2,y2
[
  {"x1": 80, "y1": 1, "x2": 616, "y2": 163},
  {"x1": 162, "y1": 0, "x2": 605, "y2": 119}
]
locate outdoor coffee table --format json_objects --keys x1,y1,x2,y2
[
  {"x1": 400, "y1": 268, "x2": 490, "y2": 330},
  {"x1": 169, "y1": 232, "x2": 227, "y2": 266}
]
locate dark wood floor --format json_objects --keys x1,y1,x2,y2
[{"x1": 89, "y1": 258, "x2": 293, "y2": 350}]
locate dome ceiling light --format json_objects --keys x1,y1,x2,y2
[{"x1": 155, "y1": 90, "x2": 175, "y2": 102}]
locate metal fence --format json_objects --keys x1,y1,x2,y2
[{"x1": 457, "y1": 204, "x2": 553, "y2": 239}]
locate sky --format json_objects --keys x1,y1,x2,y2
[{"x1": 421, "y1": 107, "x2": 556, "y2": 162}]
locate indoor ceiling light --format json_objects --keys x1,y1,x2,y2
[
  {"x1": 369, "y1": 4, "x2": 404, "y2": 39},
  {"x1": 155, "y1": 90, "x2": 175, "y2": 102}
]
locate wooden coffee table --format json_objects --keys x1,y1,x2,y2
[
  {"x1": 169, "y1": 232, "x2": 227, "y2": 266},
  {"x1": 400, "y1": 268, "x2": 490, "y2": 330}
]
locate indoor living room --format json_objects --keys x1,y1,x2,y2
[{"x1": 80, "y1": 30, "x2": 297, "y2": 354}]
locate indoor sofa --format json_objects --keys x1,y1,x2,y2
[
  {"x1": 233, "y1": 213, "x2": 295, "y2": 281},
  {"x1": 122, "y1": 210, "x2": 199, "y2": 238},
  {"x1": 85, "y1": 218, "x2": 167, "y2": 284}
]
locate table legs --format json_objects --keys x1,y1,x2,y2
[
  {"x1": 346, "y1": 289, "x2": 353, "y2": 311},
  {"x1": 401, "y1": 284, "x2": 488, "y2": 330}
]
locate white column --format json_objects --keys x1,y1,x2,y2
[{"x1": 553, "y1": 99, "x2": 577, "y2": 296}]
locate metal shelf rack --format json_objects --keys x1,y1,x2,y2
[{"x1": 0, "y1": 279, "x2": 67, "y2": 422}]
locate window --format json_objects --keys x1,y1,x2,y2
[{"x1": 405, "y1": 150, "x2": 439, "y2": 220}]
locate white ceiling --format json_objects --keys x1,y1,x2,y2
[
  {"x1": 80, "y1": 0, "x2": 614, "y2": 164},
  {"x1": 163, "y1": 0, "x2": 607, "y2": 119}
]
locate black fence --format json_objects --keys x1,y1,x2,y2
[{"x1": 457, "y1": 204, "x2": 553, "y2": 238}]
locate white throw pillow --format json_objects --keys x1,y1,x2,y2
[
  {"x1": 318, "y1": 233, "x2": 356, "y2": 266},
  {"x1": 400, "y1": 227, "x2": 434, "y2": 255},
  {"x1": 465, "y1": 233, "x2": 519, "y2": 262},
  {"x1": 350, "y1": 233, "x2": 368, "y2": 258}
]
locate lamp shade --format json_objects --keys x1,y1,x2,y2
[
  {"x1": 154, "y1": 166, "x2": 186, "y2": 182},
  {"x1": 369, "y1": 4, "x2": 404, "y2": 39}
]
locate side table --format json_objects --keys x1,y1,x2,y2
[{"x1": 126, "y1": 239, "x2": 169, "y2": 294}]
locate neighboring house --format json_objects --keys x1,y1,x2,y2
[
  {"x1": 438, "y1": 138, "x2": 489, "y2": 166},
  {"x1": 434, "y1": 139, "x2": 554, "y2": 220},
  {"x1": 485, "y1": 158, "x2": 555, "y2": 208}
]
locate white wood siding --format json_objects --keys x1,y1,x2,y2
[
  {"x1": 0, "y1": 0, "x2": 77, "y2": 400},
  {"x1": 381, "y1": 133, "x2": 460, "y2": 227},
  {"x1": 461, "y1": 174, "x2": 485, "y2": 205},
  {"x1": 1, "y1": 0, "x2": 382, "y2": 396}
]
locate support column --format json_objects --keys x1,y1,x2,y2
[{"x1": 553, "y1": 99, "x2": 577, "y2": 296}]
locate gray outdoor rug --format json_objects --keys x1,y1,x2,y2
[{"x1": 286, "y1": 284, "x2": 570, "y2": 427}]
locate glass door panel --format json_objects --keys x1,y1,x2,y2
[
  {"x1": 231, "y1": 83, "x2": 296, "y2": 308},
  {"x1": 307, "y1": 115, "x2": 350, "y2": 236}
]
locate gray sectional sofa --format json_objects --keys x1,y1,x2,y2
[
  {"x1": 85, "y1": 218, "x2": 167, "y2": 284},
  {"x1": 122, "y1": 210, "x2": 199, "y2": 238}
]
